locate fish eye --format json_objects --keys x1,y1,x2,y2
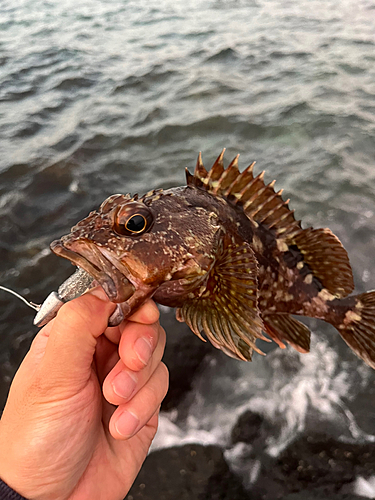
[
  {"x1": 113, "y1": 204, "x2": 154, "y2": 236},
  {"x1": 126, "y1": 214, "x2": 147, "y2": 233}
]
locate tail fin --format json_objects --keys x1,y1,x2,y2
[{"x1": 334, "y1": 291, "x2": 375, "y2": 369}]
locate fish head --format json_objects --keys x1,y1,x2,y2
[{"x1": 50, "y1": 189, "x2": 222, "y2": 315}]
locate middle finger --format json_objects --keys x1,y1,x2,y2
[{"x1": 103, "y1": 323, "x2": 166, "y2": 406}]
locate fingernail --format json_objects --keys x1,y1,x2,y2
[
  {"x1": 115, "y1": 410, "x2": 140, "y2": 437},
  {"x1": 88, "y1": 287, "x2": 108, "y2": 301},
  {"x1": 112, "y1": 371, "x2": 137, "y2": 400},
  {"x1": 134, "y1": 337, "x2": 153, "y2": 365}
]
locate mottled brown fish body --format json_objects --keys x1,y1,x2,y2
[{"x1": 50, "y1": 151, "x2": 375, "y2": 369}]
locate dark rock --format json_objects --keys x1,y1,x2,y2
[
  {"x1": 274, "y1": 433, "x2": 375, "y2": 492},
  {"x1": 231, "y1": 410, "x2": 272, "y2": 446},
  {"x1": 281, "y1": 489, "x2": 368, "y2": 500},
  {"x1": 159, "y1": 308, "x2": 213, "y2": 411},
  {"x1": 125, "y1": 444, "x2": 252, "y2": 500},
  {"x1": 253, "y1": 432, "x2": 375, "y2": 499}
]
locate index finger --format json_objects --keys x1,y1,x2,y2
[
  {"x1": 128, "y1": 300, "x2": 160, "y2": 324},
  {"x1": 104, "y1": 300, "x2": 160, "y2": 345}
]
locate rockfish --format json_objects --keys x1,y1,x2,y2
[{"x1": 44, "y1": 151, "x2": 375, "y2": 368}]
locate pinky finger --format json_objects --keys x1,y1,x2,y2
[{"x1": 109, "y1": 362, "x2": 169, "y2": 440}]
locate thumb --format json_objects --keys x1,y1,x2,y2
[{"x1": 40, "y1": 287, "x2": 116, "y2": 389}]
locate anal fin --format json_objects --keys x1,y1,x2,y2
[{"x1": 262, "y1": 313, "x2": 311, "y2": 353}]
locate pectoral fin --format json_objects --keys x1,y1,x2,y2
[{"x1": 176, "y1": 238, "x2": 266, "y2": 361}]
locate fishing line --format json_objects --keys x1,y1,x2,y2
[{"x1": 0, "y1": 285, "x2": 41, "y2": 311}]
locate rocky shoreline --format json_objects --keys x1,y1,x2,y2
[{"x1": 126, "y1": 309, "x2": 374, "y2": 500}]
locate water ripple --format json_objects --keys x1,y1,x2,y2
[{"x1": 1, "y1": 0, "x2": 375, "y2": 491}]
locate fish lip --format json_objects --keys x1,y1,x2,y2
[{"x1": 50, "y1": 239, "x2": 135, "y2": 303}]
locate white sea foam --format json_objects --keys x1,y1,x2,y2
[
  {"x1": 353, "y1": 476, "x2": 375, "y2": 498},
  {"x1": 153, "y1": 335, "x2": 375, "y2": 480}
]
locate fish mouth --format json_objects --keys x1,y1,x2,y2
[{"x1": 50, "y1": 239, "x2": 135, "y2": 303}]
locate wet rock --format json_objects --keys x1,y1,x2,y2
[
  {"x1": 159, "y1": 309, "x2": 213, "y2": 411},
  {"x1": 231, "y1": 410, "x2": 272, "y2": 446},
  {"x1": 253, "y1": 432, "x2": 375, "y2": 499},
  {"x1": 125, "y1": 444, "x2": 252, "y2": 500},
  {"x1": 274, "y1": 433, "x2": 375, "y2": 492},
  {"x1": 281, "y1": 490, "x2": 368, "y2": 500}
]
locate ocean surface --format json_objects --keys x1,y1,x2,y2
[{"x1": 1, "y1": 0, "x2": 375, "y2": 497}]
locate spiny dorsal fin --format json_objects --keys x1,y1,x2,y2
[
  {"x1": 192, "y1": 152, "x2": 208, "y2": 188},
  {"x1": 187, "y1": 151, "x2": 302, "y2": 238},
  {"x1": 187, "y1": 151, "x2": 354, "y2": 299},
  {"x1": 187, "y1": 150, "x2": 225, "y2": 189},
  {"x1": 206, "y1": 148, "x2": 225, "y2": 184},
  {"x1": 175, "y1": 237, "x2": 266, "y2": 361}
]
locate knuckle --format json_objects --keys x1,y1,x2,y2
[{"x1": 58, "y1": 299, "x2": 90, "y2": 323}]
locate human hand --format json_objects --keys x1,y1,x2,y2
[{"x1": 0, "y1": 287, "x2": 168, "y2": 500}]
